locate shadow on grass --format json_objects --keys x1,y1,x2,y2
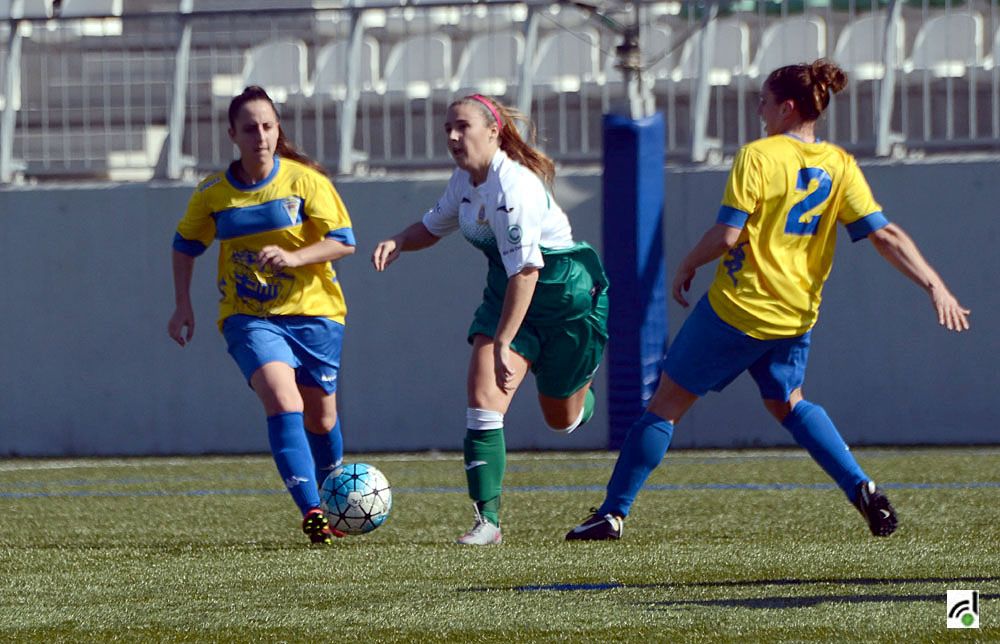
[
  {"x1": 640, "y1": 592, "x2": 1000, "y2": 610},
  {"x1": 463, "y1": 575, "x2": 1000, "y2": 597}
]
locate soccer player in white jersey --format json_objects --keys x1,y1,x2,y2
[
  {"x1": 567, "y1": 60, "x2": 971, "y2": 541},
  {"x1": 372, "y1": 94, "x2": 610, "y2": 545},
  {"x1": 169, "y1": 87, "x2": 356, "y2": 545}
]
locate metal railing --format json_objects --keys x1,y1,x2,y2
[{"x1": 2, "y1": 0, "x2": 1000, "y2": 183}]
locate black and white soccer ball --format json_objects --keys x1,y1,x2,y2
[{"x1": 320, "y1": 463, "x2": 392, "y2": 535}]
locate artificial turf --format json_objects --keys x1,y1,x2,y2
[{"x1": 1, "y1": 448, "x2": 997, "y2": 642}]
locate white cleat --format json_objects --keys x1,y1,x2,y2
[{"x1": 455, "y1": 504, "x2": 502, "y2": 545}]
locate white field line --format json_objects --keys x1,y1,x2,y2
[{"x1": 1, "y1": 447, "x2": 998, "y2": 472}]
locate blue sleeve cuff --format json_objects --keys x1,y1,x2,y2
[
  {"x1": 172, "y1": 232, "x2": 207, "y2": 257},
  {"x1": 326, "y1": 227, "x2": 356, "y2": 246},
  {"x1": 846, "y1": 211, "x2": 890, "y2": 242},
  {"x1": 717, "y1": 205, "x2": 749, "y2": 229}
]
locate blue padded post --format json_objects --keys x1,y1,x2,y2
[{"x1": 601, "y1": 112, "x2": 668, "y2": 449}]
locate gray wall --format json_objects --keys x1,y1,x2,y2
[{"x1": 0, "y1": 158, "x2": 995, "y2": 456}]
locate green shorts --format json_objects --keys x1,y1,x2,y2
[{"x1": 468, "y1": 243, "x2": 609, "y2": 399}]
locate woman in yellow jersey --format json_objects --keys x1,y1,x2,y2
[
  {"x1": 373, "y1": 95, "x2": 609, "y2": 545},
  {"x1": 168, "y1": 86, "x2": 356, "y2": 545},
  {"x1": 567, "y1": 60, "x2": 970, "y2": 541}
]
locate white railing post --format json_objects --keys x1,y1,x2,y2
[
  {"x1": 690, "y1": 3, "x2": 718, "y2": 163},
  {"x1": 337, "y1": 9, "x2": 366, "y2": 175},
  {"x1": 1, "y1": 1, "x2": 26, "y2": 183},
  {"x1": 159, "y1": 0, "x2": 193, "y2": 180},
  {"x1": 876, "y1": 0, "x2": 903, "y2": 157},
  {"x1": 515, "y1": 4, "x2": 540, "y2": 138}
]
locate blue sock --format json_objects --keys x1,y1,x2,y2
[
  {"x1": 599, "y1": 412, "x2": 674, "y2": 518},
  {"x1": 781, "y1": 400, "x2": 868, "y2": 502},
  {"x1": 267, "y1": 412, "x2": 321, "y2": 515},
  {"x1": 306, "y1": 417, "x2": 344, "y2": 488}
]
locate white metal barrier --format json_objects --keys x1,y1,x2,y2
[{"x1": 2, "y1": 0, "x2": 1000, "y2": 183}]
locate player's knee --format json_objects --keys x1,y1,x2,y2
[
  {"x1": 763, "y1": 398, "x2": 796, "y2": 423},
  {"x1": 544, "y1": 407, "x2": 582, "y2": 434},
  {"x1": 260, "y1": 390, "x2": 303, "y2": 417},
  {"x1": 466, "y1": 408, "x2": 504, "y2": 430},
  {"x1": 304, "y1": 411, "x2": 338, "y2": 434}
]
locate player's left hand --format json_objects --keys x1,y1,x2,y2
[
  {"x1": 258, "y1": 245, "x2": 301, "y2": 270},
  {"x1": 931, "y1": 287, "x2": 971, "y2": 332},
  {"x1": 493, "y1": 343, "x2": 517, "y2": 392}
]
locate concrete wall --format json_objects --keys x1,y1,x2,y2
[{"x1": 0, "y1": 157, "x2": 995, "y2": 456}]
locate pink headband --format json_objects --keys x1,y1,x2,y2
[{"x1": 469, "y1": 94, "x2": 503, "y2": 131}]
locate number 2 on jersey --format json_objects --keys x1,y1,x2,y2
[{"x1": 785, "y1": 167, "x2": 832, "y2": 236}]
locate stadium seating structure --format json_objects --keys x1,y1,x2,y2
[{"x1": 2, "y1": 0, "x2": 1000, "y2": 181}]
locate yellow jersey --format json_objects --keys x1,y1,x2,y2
[
  {"x1": 709, "y1": 135, "x2": 888, "y2": 339},
  {"x1": 174, "y1": 157, "x2": 354, "y2": 329}
]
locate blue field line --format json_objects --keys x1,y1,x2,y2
[
  {"x1": 0, "y1": 488, "x2": 285, "y2": 499},
  {"x1": 0, "y1": 475, "x2": 269, "y2": 489},
  {"x1": 0, "y1": 480, "x2": 998, "y2": 500}
]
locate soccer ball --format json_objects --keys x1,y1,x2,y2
[{"x1": 320, "y1": 463, "x2": 392, "y2": 535}]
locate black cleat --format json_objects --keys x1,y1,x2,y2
[
  {"x1": 565, "y1": 508, "x2": 624, "y2": 541},
  {"x1": 854, "y1": 481, "x2": 898, "y2": 537},
  {"x1": 302, "y1": 508, "x2": 344, "y2": 544}
]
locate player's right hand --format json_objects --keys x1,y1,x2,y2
[
  {"x1": 168, "y1": 305, "x2": 195, "y2": 347},
  {"x1": 671, "y1": 267, "x2": 696, "y2": 307},
  {"x1": 371, "y1": 238, "x2": 401, "y2": 272}
]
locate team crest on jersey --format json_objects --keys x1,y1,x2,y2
[
  {"x1": 281, "y1": 197, "x2": 302, "y2": 225},
  {"x1": 230, "y1": 249, "x2": 293, "y2": 313},
  {"x1": 506, "y1": 224, "x2": 522, "y2": 244}
]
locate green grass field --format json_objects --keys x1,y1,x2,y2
[{"x1": 1, "y1": 447, "x2": 998, "y2": 642}]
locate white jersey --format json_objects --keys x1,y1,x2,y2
[{"x1": 421, "y1": 148, "x2": 574, "y2": 277}]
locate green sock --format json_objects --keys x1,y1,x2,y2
[
  {"x1": 580, "y1": 388, "x2": 596, "y2": 427},
  {"x1": 463, "y1": 428, "x2": 506, "y2": 526}
]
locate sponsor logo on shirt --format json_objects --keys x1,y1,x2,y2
[
  {"x1": 506, "y1": 224, "x2": 522, "y2": 244},
  {"x1": 230, "y1": 249, "x2": 293, "y2": 312},
  {"x1": 198, "y1": 176, "x2": 221, "y2": 192},
  {"x1": 723, "y1": 242, "x2": 748, "y2": 286}
]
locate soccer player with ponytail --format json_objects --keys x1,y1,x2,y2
[
  {"x1": 567, "y1": 60, "x2": 970, "y2": 541},
  {"x1": 372, "y1": 94, "x2": 609, "y2": 545},
  {"x1": 169, "y1": 86, "x2": 356, "y2": 545}
]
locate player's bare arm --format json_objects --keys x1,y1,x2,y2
[
  {"x1": 372, "y1": 222, "x2": 441, "y2": 271},
  {"x1": 868, "y1": 223, "x2": 971, "y2": 332},
  {"x1": 168, "y1": 250, "x2": 197, "y2": 346},
  {"x1": 258, "y1": 238, "x2": 355, "y2": 270},
  {"x1": 672, "y1": 223, "x2": 742, "y2": 307},
  {"x1": 493, "y1": 267, "x2": 539, "y2": 392}
]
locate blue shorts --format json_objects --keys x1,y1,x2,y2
[
  {"x1": 662, "y1": 296, "x2": 811, "y2": 401},
  {"x1": 222, "y1": 315, "x2": 344, "y2": 395}
]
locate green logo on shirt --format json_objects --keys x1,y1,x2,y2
[{"x1": 507, "y1": 224, "x2": 522, "y2": 244}]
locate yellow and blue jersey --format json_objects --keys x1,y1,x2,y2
[
  {"x1": 173, "y1": 156, "x2": 355, "y2": 329},
  {"x1": 709, "y1": 135, "x2": 888, "y2": 339}
]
